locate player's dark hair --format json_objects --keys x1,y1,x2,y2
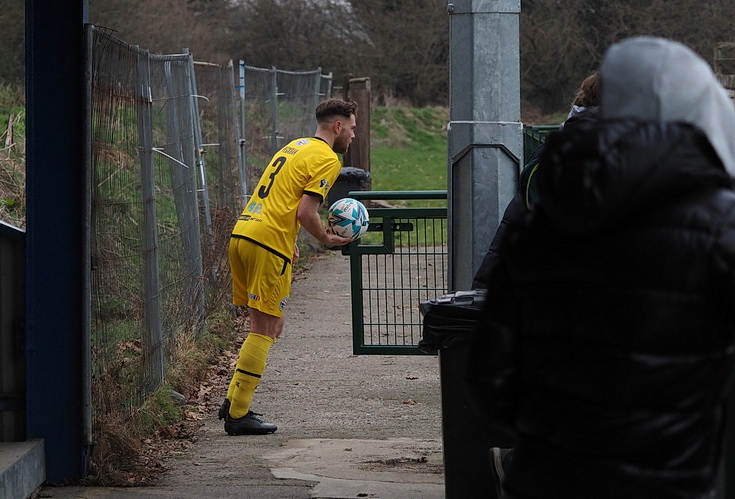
[{"x1": 315, "y1": 98, "x2": 358, "y2": 123}]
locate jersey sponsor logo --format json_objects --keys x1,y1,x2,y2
[
  {"x1": 279, "y1": 297, "x2": 289, "y2": 310},
  {"x1": 319, "y1": 179, "x2": 331, "y2": 192},
  {"x1": 282, "y1": 146, "x2": 298, "y2": 155},
  {"x1": 246, "y1": 201, "x2": 263, "y2": 214},
  {"x1": 295, "y1": 139, "x2": 310, "y2": 146},
  {"x1": 249, "y1": 293, "x2": 261, "y2": 301},
  {"x1": 238, "y1": 214, "x2": 263, "y2": 223},
  {"x1": 238, "y1": 202, "x2": 264, "y2": 223}
]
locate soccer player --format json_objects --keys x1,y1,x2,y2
[{"x1": 219, "y1": 98, "x2": 357, "y2": 435}]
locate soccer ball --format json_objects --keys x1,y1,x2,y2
[{"x1": 327, "y1": 198, "x2": 370, "y2": 240}]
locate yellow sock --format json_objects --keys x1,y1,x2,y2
[
  {"x1": 227, "y1": 333, "x2": 274, "y2": 419},
  {"x1": 225, "y1": 334, "x2": 275, "y2": 400}
]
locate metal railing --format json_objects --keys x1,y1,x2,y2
[
  {"x1": 347, "y1": 191, "x2": 447, "y2": 355},
  {"x1": 342, "y1": 126, "x2": 566, "y2": 356},
  {"x1": 523, "y1": 124, "x2": 557, "y2": 162}
]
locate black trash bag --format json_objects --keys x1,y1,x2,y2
[
  {"x1": 327, "y1": 167, "x2": 371, "y2": 206},
  {"x1": 339, "y1": 166, "x2": 371, "y2": 184},
  {"x1": 418, "y1": 289, "x2": 487, "y2": 354}
]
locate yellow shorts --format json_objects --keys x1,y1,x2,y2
[{"x1": 228, "y1": 237, "x2": 292, "y2": 317}]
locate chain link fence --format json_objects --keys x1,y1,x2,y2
[
  {"x1": 236, "y1": 62, "x2": 333, "y2": 197},
  {"x1": 89, "y1": 26, "x2": 332, "y2": 437}
]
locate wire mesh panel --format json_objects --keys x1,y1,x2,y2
[
  {"x1": 191, "y1": 61, "x2": 241, "y2": 293},
  {"x1": 148, "y1": 53, "x2": 206, "y2": 364},
  {"x1": 238, "y1": 63, "x2": 333, "y2": 191},
  {"x1": 348, "y1": 192, "x2": 448, "y2": 355},
  {"x1": 87, "y1": 26, "x2": 336, "y2": 454},
  {"x1": 90, "y1": 31, "x2": 152, "y2": 412},
  {"x1": 90, "y1": 29, "x2": 205, "y2": 416},
  {"x1": 192, "y1": 61, "x2": 241, "y2": 211}
]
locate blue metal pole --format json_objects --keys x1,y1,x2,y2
[{"x1": 25, "y1": 0, "x2": 89, "y2": 483}]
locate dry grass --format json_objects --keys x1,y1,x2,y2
[
  {"x1": 0, "y1": 108, "x2": 26, "y2": 229},
  {"x1": 86, "y1": 308, "x2": 242, "y2": 486}
]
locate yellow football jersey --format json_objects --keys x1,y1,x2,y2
[{"x1": 231, "y1": 137, "x2": 340, "y2": 260}]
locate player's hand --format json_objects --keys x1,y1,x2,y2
[
  {"x1": 293, "y1": 243, "x2": 300, "y2": 264},
  {"x1": 323, "y1": 232, "x2": 353, "y2": 247}
]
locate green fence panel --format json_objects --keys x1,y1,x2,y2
[
  {"x1": 347, "y1": 191, "x2": 447, "y2": 355},
  {"x1": 344, "y1": 123, "x2": 555, "y2": 355},
  {"x1": 523, "y1": 124, "x2": 558, "y2": 163}
]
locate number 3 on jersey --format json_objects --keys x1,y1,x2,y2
[{"x1": 258, "y1": 156, "x2": 286, "y2": 198}]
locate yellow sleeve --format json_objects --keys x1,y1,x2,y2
[{"x1": 304, "y1": 154, "x2": 341, "y2": 200}]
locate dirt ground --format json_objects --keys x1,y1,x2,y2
[{"x1": 39, "y1": 249, "x2": 445, "y2": 498}]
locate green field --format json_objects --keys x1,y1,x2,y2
[
  {"x1": 370, "y1": 105, "x2": 448, "y2": 194},
  {"x1": 341, "y1": 105, "x2": 450, "y2": 247}
]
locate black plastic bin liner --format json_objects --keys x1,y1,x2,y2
[
  {"x1": 339, "y1": 166, "x2": 371, "y2": 184},
  {"x1": 418, "y1": 289, "x2": 487, "y2": 354},
  {"x1": 327, "y1": 167, "x2": 371, "y2": 206}
]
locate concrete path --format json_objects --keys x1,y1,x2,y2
[{"x1": 37, "y1": 250, "x2": 445, "y2": 499}]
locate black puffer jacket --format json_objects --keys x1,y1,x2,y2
[
  {"x1": 472, "y1": 106, "x2": 600, "y2": 289},
  {"x1": 468, "y1": 119, "x2": 735, "y2": 498}
]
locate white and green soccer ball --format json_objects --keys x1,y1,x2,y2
[{"x1": 327, "y1": 197, "x2": 370, "y2": 240}]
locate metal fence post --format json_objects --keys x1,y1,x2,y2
[
  {"x1": 324, "y1": 72, "x2": 333, "y2": 99},
  {"x1": 232, "y1": 60, "x2": 247, "y2": 205},
  {"x1": 186, "y1": 50, "x2": 214, "y2": 244},
  {"x1": 269, "y1": 66, "x2": 279, "y2": 156},
  {"x1": 448, "y1": 0, "x2": 522, "y2": 291},
  {"x1": 313, "y1": 68, "x2": 322, "y2": 130},
  {"x1": 135, "y1": 46, "x2": 164, "y2": 391},
  {"x1": 238, "y1": 60, "x2": 249, "y2": 203}
]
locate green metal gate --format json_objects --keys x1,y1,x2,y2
[
  {"x1": 346, "y1": 190, "x2": 448, "y2": 355},
  {"x1": 341, "y1": 127, "x2": 551, "y2": 355}
]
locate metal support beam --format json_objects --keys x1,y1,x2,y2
[
  {"x1": 448, "y1": 0, "x2": 522, "y2": 291},
  {"x1": 443, "y1": 1, "x2": 521, "y2": 498},
  {"x1": 25, "y1": 0, "x2": 90, "y2": 483}
]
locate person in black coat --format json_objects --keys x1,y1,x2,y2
[{"x1": 468, "y1": 36, "x2": 735, "y2": 498}]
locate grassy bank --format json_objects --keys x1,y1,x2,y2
[{"x1": 370, "y1": 105, "x2": 448, "y2": 193}]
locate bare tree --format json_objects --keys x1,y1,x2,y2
[
  {"x1": 9, "y1": 0, "x2": 735, "y2": 111},
  {"x1": 348, "y1": 0, "x2": 449, "y2": 106},
  {"x1": 225, "y1": 0, "x2": 360, "y2": 74},
  {"x1": 89, "y1": 0, "x2": 231, "y2": 63},
  {"x1": 521, "y1": 0, "x2": 735, "y2": 113}
]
